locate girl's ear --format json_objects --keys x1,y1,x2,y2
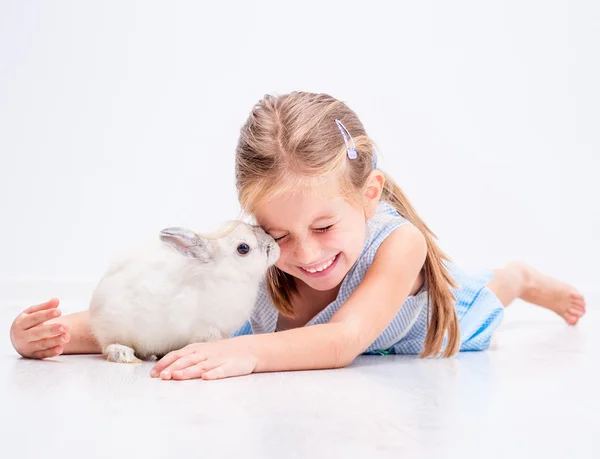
[{"x1": 363, "y1": 170, "x2": 385, "y2": 218}]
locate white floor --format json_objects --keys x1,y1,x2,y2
[{"x1": 1, "y1": 299, "x2": 598, "y2": 459}]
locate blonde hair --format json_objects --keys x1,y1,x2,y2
[{"x1": 234, "y1": 91, "x2": 460, "y2": 358}]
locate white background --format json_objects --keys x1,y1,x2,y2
[{"x1": 1, "y1": 0, "x2": 598, "y2": 307}]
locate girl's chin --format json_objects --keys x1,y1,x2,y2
[{"x1": 303, "y1": 278, "x2": 344, "y2": 292}]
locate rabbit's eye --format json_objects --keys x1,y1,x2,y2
[{"x1": 237, "y1": 243, "x2": 250, "y2": 256}]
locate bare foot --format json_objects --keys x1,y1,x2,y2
[{"x1": 509, "y1": 261, "x2": 586, "y2": 325}]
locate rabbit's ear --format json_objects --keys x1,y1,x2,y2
[{"x1": 159, "y1": 228, "x2": 213, "y2": 262}]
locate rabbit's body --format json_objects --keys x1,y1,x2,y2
[{"x1": 89, "y1": 222, "x2": 279, "y2": 363}]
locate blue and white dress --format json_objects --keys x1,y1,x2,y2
[{"x1": 232, "y1": 201, "x2": 504, "y2": 354}]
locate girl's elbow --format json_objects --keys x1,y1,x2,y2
[{"x1": 331, "y1": 323, "x2": 365, "y2": 368}]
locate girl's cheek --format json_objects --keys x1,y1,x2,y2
[
  {"x1": 324, "y1": 230, "x2": 352, "y2": 246},
  {"x1": 275, "y1": 246, "x2": 289, "y2": 268},
  {"x1": 274, "y1": 258, "x2": 294, "y2": 276}
]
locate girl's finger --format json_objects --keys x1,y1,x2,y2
[
  {"x1": 160, "y1": 355, "x2": 208, "y2": 380},
  {"x1": 201, "y1": 364, "x2": 227, "y2": 380},
  {"x1": 30, "y1": 333, "x2": 70, "y2": 352},
  {"x1": 173, "y1": 360, "x2": 219, "y2": 381},
  {"x1": 23, "y1": 298, "x2": 60, "y2": 314},
  {"x1": 31, "y1": 345, "x2": 64, "y2": 359},
  {"x1": 26, "y1": 323, "x2": 70, "y2": 342},
  {"x1": 19, "y1": 308, "x2": 62, "y2": 330},
  {"x1": 150, "y1": 349, "x2": 186, "y2": 377}
]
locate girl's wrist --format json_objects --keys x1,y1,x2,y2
[{"x1": 230, "y1": 334, "x2": 264, "y2": 372}]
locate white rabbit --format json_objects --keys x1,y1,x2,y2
[{"x1": 88, "y1": 221, "x2": 280, "y2": 363}]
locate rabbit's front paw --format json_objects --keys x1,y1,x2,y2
[{"x1": 105, "y1": 344, "x2": 141, "y2": 363}]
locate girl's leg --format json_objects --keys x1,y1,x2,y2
[{"x1": 486, "y1": 261, "x2": 586, "y2": 325}]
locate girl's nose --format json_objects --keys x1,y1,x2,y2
[{"x1": 292, "y1": 237, "x2": 320, "y2": 265}]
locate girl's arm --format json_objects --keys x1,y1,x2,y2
[
  {"x1": 242, "y1": 224, "x2": 428, "y2": 372},
  {"x1": 48, "y1": 310, "x2": 101, "y2": 354}
]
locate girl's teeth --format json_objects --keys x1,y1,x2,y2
[{"x1": 303, "y1": 256, "x2": 335, "y2": 273}]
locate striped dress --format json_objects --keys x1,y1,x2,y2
[{"x1": 232, "y1": 201, "x2": 504, "y2": 355}]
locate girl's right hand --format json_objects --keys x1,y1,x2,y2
[{"x1": 9, "y1": 298, "x2": 71, "y2": 359}]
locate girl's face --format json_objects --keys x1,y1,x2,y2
[{"x1": 254, "y1": 181, "x2": 370, "y2": 292}]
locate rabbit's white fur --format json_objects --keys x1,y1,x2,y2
[{"x1": 88, "y1": 221, "x2": 279, "y2": 363}]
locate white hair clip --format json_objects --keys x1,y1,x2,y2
[{"x1": 335, "y1": 119, "x2": 357, "y2": 159}]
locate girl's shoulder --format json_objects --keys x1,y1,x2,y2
[{"x1": 356, "y1": 200, "x2": 413, "y2": 267}]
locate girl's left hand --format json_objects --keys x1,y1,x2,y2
[{"x1": 149, "y1": 339, "x2": 257, "y2": 381}]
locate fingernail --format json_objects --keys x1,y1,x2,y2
[
  {"x1": 58, "y1": 327, "x2": 66, "y2": 333},
  {"x1": 150, "y1": 369, "x2": 157, "y2": 377},
  {"x1": 52, "y1": 310, "x2": 60, "y2": 317},
  {"x1": 161, "y1": 371, "x2": 170, "y2": 379}
]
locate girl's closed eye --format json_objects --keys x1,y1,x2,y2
[
  {"x1": 313, "y1": 225, "x2": 333, "y2": 234},
  {"x1": 271, "y1": 225, "x2": 334, "y2": 242}
]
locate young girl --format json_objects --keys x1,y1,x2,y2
[{"x1": 9, "y1": 91, "x2": 586, "y2": 380}]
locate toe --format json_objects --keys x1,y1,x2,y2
[
  {"x1": 565, "y1": 311, "x2": 583, "y2": 323},
  {"x1": 570, "y1": 292, "x2": 585, "y2": 304},
  {"x1": 564, "y1": 312, "x2": 580, "y2": 325}
]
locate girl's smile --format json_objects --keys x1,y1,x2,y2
[{"x1": 298, "y1": 253, "x2": 339, "y2": 276}]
